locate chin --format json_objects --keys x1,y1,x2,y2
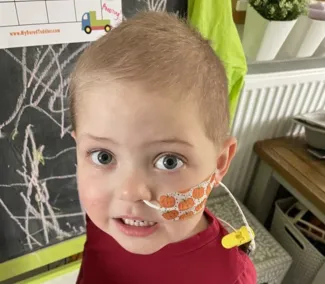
[{"x1": 113, "y1": 235, "x2": 166, "y2": 255}]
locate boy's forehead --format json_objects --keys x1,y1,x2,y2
[
  {"x1": 79, "y1": 82, "x2": 191, "y2": 117},
  {"x1": 76, "y1": 83, "x2": 206, "y2": 144}
]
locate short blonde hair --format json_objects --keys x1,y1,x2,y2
[{"x1": 69, "y1": 11, "x2": 229, "y2": 144}]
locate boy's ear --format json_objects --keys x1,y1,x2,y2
[
  {"x1": 215, "y1": 137, "x2": 237, "y2": 180},
  {"x1": 71, "y1": 131, "x2": 76, "y2": 140}
]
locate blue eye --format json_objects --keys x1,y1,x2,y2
[
  {"x1": 155, "y1": 155, "x2": 184, "y2": 170},
  {"x1": 91, "y1": 151, "x2": 114, "y2": 165}
]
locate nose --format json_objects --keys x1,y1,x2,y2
[{"x1": 118, "y1": 170, "x2": 153, "y2": 202}]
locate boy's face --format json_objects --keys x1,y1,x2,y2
[{"x1": 73, "y1": 81, "x2": 236, "y2": 254}]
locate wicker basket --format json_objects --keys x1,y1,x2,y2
[
  {"x1": 208, "y1": 195, "x2": 292, "y2": 284},
  {"x1": 271, "y1": 197, "x2": 325, "y2": 284}
]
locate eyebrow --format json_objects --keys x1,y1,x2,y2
[
  {"x1": 82, "y1": 133, "x2": 119, "y2": 145},
  {"x1": 82, "y1": 134, "x2": 193, "y2": 147},
  {"x1": 146, "y1": 138, "x2": 194, "y2": 148}
]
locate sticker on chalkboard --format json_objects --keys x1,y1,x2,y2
[{"x1": 0, "y1": 0, "x2": 122, "y2": 49}]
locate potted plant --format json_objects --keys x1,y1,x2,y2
[
  {"x1": 242, "y1": 0, "x2": 308, "y2": 61},
  {"x1": 278, "y1": 2, "x2": 325, "y2": 58}
]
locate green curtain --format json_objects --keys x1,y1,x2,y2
[{"x1": 188, "y1": 0, "x2": 247, "y2": 122}]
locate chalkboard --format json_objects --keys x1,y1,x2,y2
[{"x1": 0, "y1": 0, "x2": 187, "y2": 264}]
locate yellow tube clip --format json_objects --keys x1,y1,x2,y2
[{"x1": 221, "y1": 226, "x2": 255, "y2": 249}]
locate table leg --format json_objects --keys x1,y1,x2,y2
[{"x1": 245, "y1": 161, "x2": 280, "y2": 224}]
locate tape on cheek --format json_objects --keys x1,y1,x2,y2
[{"x1": 143, "y1": 172, "x2": 217, "y2": 221}]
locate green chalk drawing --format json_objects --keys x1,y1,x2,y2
[
  {"x1": 11, "y1": 129, "x2": 18, "y2": 140},
  {"x1": 33, "y1": 149, "x2": 45, "y2": 166}
]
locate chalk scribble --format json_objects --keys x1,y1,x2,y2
[{"x1": 0, "y1": 45, "x2": 87, "y2": 251}]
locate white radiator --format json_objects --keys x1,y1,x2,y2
[{"x1": 223, "y1": 68, "x2": 325, "y2": 201}]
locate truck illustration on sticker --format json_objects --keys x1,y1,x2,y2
[{"x1": 82, "y1": 11, "x2": 112, "y2": 34}]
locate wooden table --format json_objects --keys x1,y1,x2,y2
[{"x1": 246, "y1": 137, "x2": 325, "y2": 225}]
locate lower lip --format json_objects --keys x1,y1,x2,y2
[{"x1": 114, "y1": 219, "x2": 159, "y2": 237}]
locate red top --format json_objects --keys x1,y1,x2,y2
[{"x1": 77, "y1": 209, "x2": 256, "y2": 284}]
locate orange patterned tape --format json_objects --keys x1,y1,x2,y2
[{"x1": 156, "y1": 171, "x2": 218, "y2": 221}]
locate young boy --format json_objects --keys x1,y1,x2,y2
[{"x1": 69, "y1": 11, "x2": 256, "y2": 284}]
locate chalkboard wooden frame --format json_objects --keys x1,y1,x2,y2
[
  {"x1": 17, "y1": 260, "x2": 82, "y2": 284},
  {"x1": 0, "y1": 235, "x2": 85, "y2": 282}
]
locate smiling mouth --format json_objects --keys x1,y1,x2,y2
[
  {"x1": 114, "y1": 217, "x2": 159, "y2": 237},
  {"x1": 120, "y1": 218, "x2": 156, "y2": 227}
]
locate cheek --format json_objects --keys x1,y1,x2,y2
[{"x1": 76, "y1": 165, "x2": 112, "y2": 221}]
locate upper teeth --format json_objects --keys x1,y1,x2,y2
[{"x1": 122, "y1": 218, "x2": 155, "y2": 227}]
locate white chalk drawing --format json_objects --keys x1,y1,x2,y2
[
  {"x1": 0, "y1": 0, "x2": 168, "y2": 256},
  {"x1": 0, "y1": 44, "x2": 88, "y2": 251},
  {"x1": 146, "y1": 0, "x2": 167, "y2": 11}
]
